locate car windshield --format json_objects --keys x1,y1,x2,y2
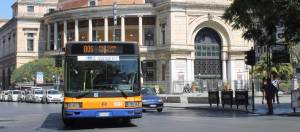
[
  {"x1": 48, "y1": 90, "x2": 60, "y2": 94},
  {"x1": 13, "y1": 91, "x2": 20, "y2": 94},
  {"x1": 34, "y1": 90, "x2": 43, "y2": 94},
  {"x1": 141, "y1": 88, "x2": 157, "y2": 96},
  {"x1": 67, "y1": 56, "x2": 139, "y2": 93}
]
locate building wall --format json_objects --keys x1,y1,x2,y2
[
  {"x1": 0, "y1": 0, "x2": 58, "y2": 89},
  {"x1": 58, "y1": 0, "x2": 146, "y2": 10}
]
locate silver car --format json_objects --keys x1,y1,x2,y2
[
  {"x1": 42, "y1": 89, "x2": 64, "y2": 104},
  {"x1": 17, "y1": 91, "x2": 26, "y2": 103},
  {"x1": 2, "y1": 90, "x2": 10, "y2": 102},
  {"x1": 8, "y1": 90, "x2": 20, "y2": 102},
  {"x1": 32, "y1": 90, "x2": 43, "y2": 103}
]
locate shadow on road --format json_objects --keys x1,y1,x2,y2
[
  {"x1": 40, "y1": 113, "x2": 137, "y2": 131},
  {"x1": 143, "y1": 107, "x2": 256, "y2": 118}
]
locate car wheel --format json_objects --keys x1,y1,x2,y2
[
  {"x1": 157, "y1": 108, "x2": 163, "y2": 112},
  {"x1": 46, "y1": 99, "x2": 49, "y2": 104}
]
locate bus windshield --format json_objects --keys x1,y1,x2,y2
[{"x1": 67, "y1": 56, "x2": 139, "y2": 93}]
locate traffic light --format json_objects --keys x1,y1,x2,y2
[
  {"x1": 245, "y1": 49, "x2": 256, "y2": 66},
  {"x1": 55, "y1": 56, "x2": 62, "y2": 68}
]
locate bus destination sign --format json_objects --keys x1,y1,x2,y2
[{"x1": 69, "y1": 43, "x2": 135, "y2": 55}]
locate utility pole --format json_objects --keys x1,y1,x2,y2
[
  {"x1": 113, "y1": 0, "x2": 117, "y2": 41},
  {"x1": 245, "y1": 48, "x2": 256, "y2": 111}
]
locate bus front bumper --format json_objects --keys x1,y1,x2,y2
[{"x1": 63, "y1": 108, "x2": 143, "y2": 119}]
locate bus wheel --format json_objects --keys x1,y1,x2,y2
[
  {"x1": 122, "y1": 119, "x2": 131, "y2": 124},
  {"x1": 62, "y1": 118, "x2": 74, "y2": 127}
]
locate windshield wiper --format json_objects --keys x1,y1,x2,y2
[
  {"x1": 74, "y1": 92, "x2": 91, "y2": 98},
  {"x1": 114, "y1": 86, "x2": 128, "y2": 98}
]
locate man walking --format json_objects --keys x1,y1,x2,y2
[
  {"x1": 272, "y1": 74, "x2": 280, "y2": 104},
  {"x1": 262, "y1": 78, "x2": 276, "y2": 114}
]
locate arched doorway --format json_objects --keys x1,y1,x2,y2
[{"x1": 194, "y1": 27, "x2": 222, "y2": 90}]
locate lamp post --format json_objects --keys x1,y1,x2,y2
[{"x1": 112, "y1": 0, "x2": 117, "y2": 41}]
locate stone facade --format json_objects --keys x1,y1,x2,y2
[
  {"x1": 1, "y1": 0, "x2": 252, "y2": 92},
  {"x1": 0, "y1": 0, "x2": 58, "y2": 90},
  {"x1": 42, "y1": 0, "x2": 252, "y2": 93}
]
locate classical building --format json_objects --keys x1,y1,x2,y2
[
  {"x1": 0, "y1": 0, "x2": 58, "y2": 90},
  {"x1": 42, "y1": 0, "x2": 252, "y2": 93},
  {"x1": 1, "y1": 0, "x2": 252, "y2": 93}
]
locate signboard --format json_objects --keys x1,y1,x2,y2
[
  {"x1": 36, "y1": 72, "x2": 44, "y2": 84},
  {"x1": 69, "y1": 43, "x2": 136, "y2": 55},
  {"x1": 77, "y1": 56, "x2": 119, "y2": 61},
  {"x1": 275, "y1": 21, "x2": 285, "y2": 44},
  {"x1": 272, "y1": 44, "x2": 290, "y2": 63}
]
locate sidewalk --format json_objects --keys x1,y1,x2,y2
[{"x1": 163, "y1": 96, "x2": 300, "y2": 116}]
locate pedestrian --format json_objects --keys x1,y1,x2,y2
[
  {"x1": 183, "y1": 84, "x2": 191, "y2": 93},
  {"x1": 272, "y1": 74, "x2": 280, "y2": 104},
  {"x1": 262, "y1": 78, "x2": 276, "y2": 114},
  {"x1": 261, "y1": 78, "x2": 266, "y2": 104}
]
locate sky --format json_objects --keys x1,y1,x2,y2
[{"x1": 0, "y1": 0, "x2": 15, "y2": 19}]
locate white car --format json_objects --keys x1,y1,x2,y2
[
  {"x1": 42, "y1": 89, "x2": 63, "y2": 104},
  {"x1": 0, "y1": 91, "x2": 3, "y2": 101},
  {"x1": 8, "y1": 90, "x2": 20, "y2": 102},
  {"x1": 2, "y1": 90, "x2": 10, "y2": 102},
  {"x1": 17, "y1": 91, "x2": 26, "y2": 103},
  {"x1": 32, "y1": 89, "x2": 43, "y2": 103},
  {"x1": 25, "y1": 92, "x2": 33, "y2": 103}
]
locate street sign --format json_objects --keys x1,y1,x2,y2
[
  {"x1": 36, "y1": 72, "x2": 44, "y2": 84},
  {"x1": 275, "y1": 21, "x2": 285, "y2": 44},
  {"x1": 272, "y1": 44, "x2": 290, "y2": 63}
]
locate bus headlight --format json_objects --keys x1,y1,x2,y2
[
  {"x1": 125, "y1": 102, "x2": 142, "y2": 107},
  {"x1": 64, "y1": 102, "x2": 82, "y2": 109}
]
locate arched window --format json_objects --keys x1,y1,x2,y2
[
  {"x1": 194, "y1": 27, "x2": 222, "y2": 79},
  {"x1": 89, "y1": 0, "x2": 97, "y2": 6}
]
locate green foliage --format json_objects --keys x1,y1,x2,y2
[
  {"x1": 223, "y1": 0, "x2": 300, "y2": 45},
  {"x1": 11, "y1": 58, "x2": 63, "y2": 83},
  {"x1": 254, "y1": 54, "x2": 292, "y2": 80},
  {"x1": 279, "y1": 82, "x2": 291, "y2": 92}
]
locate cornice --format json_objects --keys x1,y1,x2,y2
[
  {"x1": 44, "y1": 4, "x2": 155, "y2": 23},
  {"x1": 0, "y1": 19, "x2": 17, "y2": 33}
]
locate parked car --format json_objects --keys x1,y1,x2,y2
[
  {"x1": 25, "y1": 90, "x2": 33, "y2": 103},
  {"x1": 141, "y1": 87, "x2": 164, "y2": 112},
  {"x1": 2, "y1": 90, "x2": 10, "y2": 102},
  {"x1": 17, "y1": 91, "x2": 26, "y2": 103},
  {"x1": 0, "y1": 91, "x2": 3, "y2": 101},
  {"x1": 32, "y1": 89, "x2": 43, "y2": 103},
  {"x1": 8, "y1": 90, "x2": 21, "y2": 102},
  {"x1": 42, "y1": 89, "x2": 63, "y2": 104}
]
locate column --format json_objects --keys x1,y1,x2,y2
[
  {"x1": 139, "y1": 16, "x2": 143, "y2": 45},
  {"x1": 104, "y1": 17, "x2": 108, "y2": 41},
  {"x1": 121, "y1": 16, "x2": 125, "y2": 42},
  {"x1": 47, "y1": 24, "x2": 51, "y2": 50},
  {"x1": 63, "y1": 21, "x2": 67, "y2": 47},
  {"x1": 88, "y1": 19, "x2": 93, "y2": 41},
  {"x1": 222, "y1": 51, "x2": 228, "y2": 83},
  {"x1": 54, "y1": 22, "x2": 58, "y2": 50},
  {"x1": 75, "y1": 19, "x2": 79, "y2": 41},
  {"x1": 156, "y1": 16, "x2": 160, "y2": 45}
]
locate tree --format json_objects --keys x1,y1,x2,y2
[
  {"x1": 11, "y1": 58, "x2": 63, "y2": 83},
  {"x1": 223, "y1": 0, "x2": 300, "y2": 45},
  {"x1": 254, "y1": 54, "x2": 292, "y2": 80}
]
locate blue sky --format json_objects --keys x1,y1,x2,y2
[{"x1": 0, "y1": 0, "x2": 15, "y2": 19}]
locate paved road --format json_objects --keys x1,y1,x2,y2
[{"x1": 0, "y1": 102, "x2": 300, "y2": 132}]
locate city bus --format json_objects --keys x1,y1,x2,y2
[{"x1": 62, "y1": 42, "x2": 142, "y2": 125}]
